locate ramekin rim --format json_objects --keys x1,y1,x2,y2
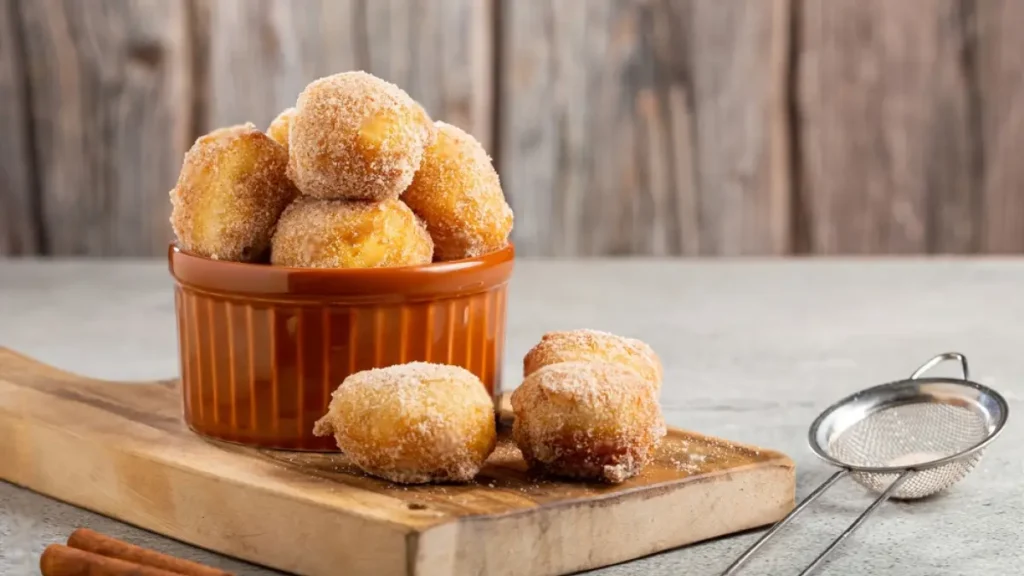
[{"x1": 168, "y1": 242, "x2": 515, "y2": 275}]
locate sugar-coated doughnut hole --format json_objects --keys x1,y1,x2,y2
[
  {"x1": 523, "y1": 329, "x2": 663, "y2": 391},
  {"x1": 267, "y1": 107, "x2": 295, "y2": 154},
  {"x1": 313, "y1": 362, "x2": 497, "y2": 484},
  {"x1": 287, "y1": 71, "x2": 435, "y2": 201},
  {"x1": 402, "y1": 121, "x2": 513, "y2": 261},
  {"x1": 169, "y1": 123, "x2": 297, "y2": 262},
  {"x1": 270, "y1": 197, "x2": 433, "y2": 269},
  {"x1": 510, "y1": 361, "x2": 666, "y2": 483}
]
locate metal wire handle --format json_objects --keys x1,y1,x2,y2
[
  {"x1": 909, "y1": 352, "x2": 968, "y2": 381},
  {"x1": 720, "y1": 353, "x2": 968, "y2": 576}
]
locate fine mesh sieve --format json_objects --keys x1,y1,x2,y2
[{"x1": 722, "y1": 352, "x2": 1009, "y2": 576}]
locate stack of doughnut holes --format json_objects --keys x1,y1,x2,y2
[
  {"x1": 512, "y1": 329, "x2": 666, "y2": 483},
  {"x1": 169, "y1": 70, "x2": 513, "y2": 267},
  {"x1": 313, "y1": 328, "x2": 666, "y2": 485}
]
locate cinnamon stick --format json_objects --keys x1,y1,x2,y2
[
  {"x1": 40, "y1": 544, "x2": 183, "y2": 576},
  {"x1": 66, "y1": 529, "x2": 233, "y2": 576}
]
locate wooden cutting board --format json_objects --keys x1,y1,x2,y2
[{"x1": 0, "y1": 347, "x2": 795, "y2": 576}]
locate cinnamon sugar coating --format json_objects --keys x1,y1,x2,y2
[
  {"x1": 270, "y1": 197, "x2": 433, "y2": 269},
  {"x1": 267, "y1": 107, "x2": 295, "y2": 153},
  {"x1": 287, "y1": 71, "x2": 435, "y2": 201},
  {"x1": 402, "y1": 121, "x2": 513, "y2": 260},
  {"x1": 169, "y1": 123, "x2": 297, "y2": 262},
  {"x1": 524, "y1": 329, "x2": 663, "y2": 391},
  {"x1": 313, "y1": 362, "x2": 497, "y2": 484},
  {"x1": 510, "y1": 361, "x2": 666, "y2": 483}
]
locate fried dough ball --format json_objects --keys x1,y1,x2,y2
[
  {"x1": 523, "y1": 329, "x2": 663, "y2": 391},
  {"x1": 270, "y1": 197, "x2": 433, "y2": 268},
  {"x1": 402, "y1": 121, "x2": 513, "y2": 260},
  {"x1": 267, "y1": 107, "x2": 295, "y2": 153},
  {"x1": 169, "y1": 123, "x2": 297, "y2": 262},
  {"x1": 313, "y1": 362, "x2": 497, "y2": 484},
  {"x1": 511, "y1": 361, "x2": 666, "y2": 483},
  {"x1": 287, "y1": 71, "x2": 435, "y2": 201}
]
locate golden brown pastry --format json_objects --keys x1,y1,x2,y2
[
  {"x1": 270, "y1": 197, "x2": 433, "y2": 269},
  {"x1": 313, "y1": 362, "x2": 497, "y2": 484},
  {"x1": 510, "y1": 361, "x2": 666, "y2": 483},
  {"x1": 169, "y1": 123, "x2": 297, "y2": 262},
  {"x1": 287, "y1": 71, "x2": 435, "y2": 201},
  {"x1": 523, "y1": 329, "x2": 663, "y2": 391},
  {"x1": 266, "y1": 107, "x2": 295, "y2": 153},
  {"x1": 402, "y1": 121, "x2": 513, "y2": 260}
]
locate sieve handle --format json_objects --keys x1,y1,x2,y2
[
  {"x1": 797, "y1": 469, "x2": 914, "y2": 575},
  {"x1": 910, "y1": 352, "x2": 969, "y2": 381},
  {"x1": 720, "y1": 469, "x2": 850, "y2": 576}
]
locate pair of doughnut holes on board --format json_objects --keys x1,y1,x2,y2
[{"x1": 312, "y1": 329, "x2": 667, "y2": 488}]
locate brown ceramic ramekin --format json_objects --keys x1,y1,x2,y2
[{"x1": 168, "y1": 244, "x2": 515, "y2": 450}]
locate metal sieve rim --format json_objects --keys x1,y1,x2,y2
[{"x1": 806, "y1": 376, "x2": 1009, "y2": 475}]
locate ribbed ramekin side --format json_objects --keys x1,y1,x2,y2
[{"x1": 174, "y1": 282, "x2": 510, "y2": 451}]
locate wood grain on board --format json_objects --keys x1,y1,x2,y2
[
  {"x1": 201, "y1": 0, "x2": 493, "y2": 151},
  {"x1": 13, "y1": 0, "x2": 189, "y2": 256},
  {"x1": 0, "y1": 0, "x2": 39, "y2": 255},
  {"x1": 976, "y1": 0, "x2": 1024, "y2": 253},
  {"x1": 796, "y1": 0, "x2": 977, "y2": 254},
  {"x1": 499, "y1": 0, "x2": 791, "y2": 257},
  {"x1": 0, "y1": 347, "x2": 794, "y2": 576}
]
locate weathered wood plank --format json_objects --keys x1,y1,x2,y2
[
  {"x1": 203, "y1": 0, "x2": 493, "y2": 150},
  {"x1": 17, "y1": 0, "x2": 190, "y2": 256},
  {"x1": 976, "y1": 0, "x2": 1024, "y2": 253},
  {"x1": 11, "y1": 0, "x2": 1020, "y2": 258},
  {"x1": 686, "y1": 0, "x2": 793, "y2": 256},
  {"x1": 362, "y1": 0, "x2": 494, "y2": 151},
  {"x1": 797, "y1": 0, "x2": 976, "y2": 254},
  {"x1": 203, "y1": 0, "x2": 358, "y2": 135},
  {"x1": 0, "y1": 0, "x2": 40, "y2": 255},
  {"x1": 499, "y1": 0, "x2": 790, "y2": 257}
]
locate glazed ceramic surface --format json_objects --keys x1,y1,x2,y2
[{"x1": 168, "y1": 244, "x2": 515, "y2": 450}]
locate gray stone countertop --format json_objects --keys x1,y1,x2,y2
[{"x1": 1, "y1": 258, "x2": 1022, "y2": 576}]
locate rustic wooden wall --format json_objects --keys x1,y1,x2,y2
[{"x1": 1, "y1": 0, "x2": 1023, "y2": 257}]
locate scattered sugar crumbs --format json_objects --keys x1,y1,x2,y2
[
  {"x1": 486, "y1": 439, "x2": 525, "y2": 467},
  {"x1": 657, "y1": 435, "x2": 741, "y2": 476}
]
